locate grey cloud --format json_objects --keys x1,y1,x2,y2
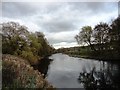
[
  {"x1": 48, "y1": 38, "x2": 76, "y2": 45},
  {"x1": 2, "y1": 2, "x2": 62, "y2": 18},
  {"x1": 2, "y1": 2, "x2": 117, "y2": 18},
  {"x1": 40, "y1": 20, "x2": 76, "y2": 33},
  {"x1": 85, "y1": 2, "x2": 106, "y2": 12},
  {"x1": 69, "y1": 2, "x2": 117, "y2": 14},
  {"x1": 2, "y1": 2, "x2": 38, "y2": 18},
  {"x1": 45, "y1": 30, "x2": 78, "y2": 45},
  {"x1": 38, "y1": 2, "x2": 117, "y2": 33}
]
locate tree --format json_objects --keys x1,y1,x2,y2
[
  {"x1": 2, "y1": 22, "x2": 29, "y2": 40},
  {"x1": 75, "y1": 26, "x2": 96, "y2": 51},
  {"x1": 2, "y1": 22, "x2": 30, "y2": 54},
  {"x1": 93, "y1": 22, "x2": 110, "y2": 50},
  {"x1": 75, "y1": 16, "x2": 120, "y2": 59},
  {"x1": 1, "y1": 22, "x2": 54, "y2": 65},
  {"x1": 109, "y1": 16, "x2": 120, "y2": 55},
  {"x1": 110, "y1": 16, "x2": 120, "y2": 42}
]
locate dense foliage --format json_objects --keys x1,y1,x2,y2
[{"x1": 1, "y1": 22, "x2": 54, "y2": 65}]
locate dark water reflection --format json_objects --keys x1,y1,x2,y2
[
  {"x1": 78, "y1": 63, "x2": 120, "y2": 90},
  {"x1": 36, "y1": 53, "x2": 120, "y2": 89},
  {"x1": 32, "y1": 57, "x2": 53, "y2": 78}
]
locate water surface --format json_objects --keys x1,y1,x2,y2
[{"x1": 39, "y1": 53, "x2": 120, "y2": 89}]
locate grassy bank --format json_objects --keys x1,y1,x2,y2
[
  {"x1": 56, "y1": 46, "x2": 120, "y2": 62},
  {"x1": 2, "y1": 54, "x2": 55, "y2": 89}
]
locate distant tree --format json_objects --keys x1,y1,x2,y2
[
  {"x1": 93, "y1": 22, "x2": 110, "y2": 50},
  {"x1": 93, "y1": 22, "x2": 110, "y2": 44},
  {"x1": 109, "y1": 16, "x2": 120, "y2": 54},
  {"x1": 74, "y1": 16, "x2": 120, "y2": 59},
  {"x1": 110, "y1": 16, "x2": 120, "y2": 42},
  {"x1": 75, "y1": 26, "x2": 96, "y2": 51}
]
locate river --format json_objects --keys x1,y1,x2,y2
[{"x1": 37, "y1": 53, "x2": 120, "y2": 89}]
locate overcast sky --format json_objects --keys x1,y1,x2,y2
[{"x1": 1, "y1": 1, "x2": 118, "y2": 49}]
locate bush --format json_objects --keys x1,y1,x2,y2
[{"x1": 2, "y1": 54, "x2": 54, "y2": 89}]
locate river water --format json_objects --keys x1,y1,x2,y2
[{"x1": 38, "y1": 53, "x2": 120, "y2": 89}]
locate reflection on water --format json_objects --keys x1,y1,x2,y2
[
  {"x1": 32, "y1": 57, "x2": 53, "y2": 78},
  {"x1": 78, "y1": 62, "x2": 120, "y2": 90},
  {"x1": 35, "y1": 53, "x2": 120, "y2": 89}
]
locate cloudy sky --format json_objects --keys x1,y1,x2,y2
[{"x1": 1, "y1": 1, "x2": 118, "y2": 49}]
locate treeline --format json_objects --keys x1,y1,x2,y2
[
  {"x1": 58, "y1": 16, "x2": 120, "y2": 60},
  {"x1": 1, "y1": 22, "x2": 55, "y2": 65}
]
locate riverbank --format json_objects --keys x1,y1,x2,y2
[
  {"x1": 32, "y1": 57, "x2": 53, "y2": 78},
  {"x1": 56, "y1": 46, "x2": 120, "y2": 62},
  {"x1": 67, "y1": 52, "x2": 120, "y2": 63},
  {"x1": 2, "y1": 54, "x2": 55, "y2": 89}
]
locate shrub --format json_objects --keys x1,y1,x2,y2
[{"x1": 2, "y1": 54, "x2": 54, "y2": 89}]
